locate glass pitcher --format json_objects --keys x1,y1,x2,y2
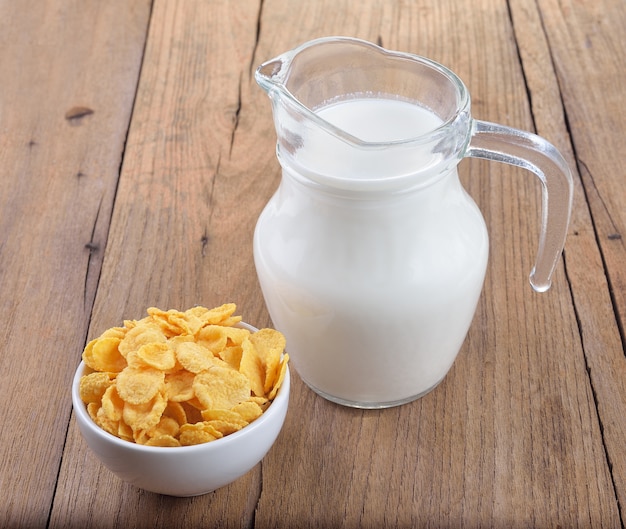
[{"x1": 254, "y1": 37, "x2": 573, "y2": 409}]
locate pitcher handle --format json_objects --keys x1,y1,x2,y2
[{"x1": 466, "y1": 120, "x2": 573, "y2": 292}]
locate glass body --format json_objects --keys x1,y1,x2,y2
[{"x1": 255, "y1": 37, "x2": 572, "y2": 408}]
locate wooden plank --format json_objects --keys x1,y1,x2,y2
[
  {"x1": 252, "y1": 0, "x2": 619, "y2": 527},
  {"x1": 0, "y1": 0, "x2": 151, "y2": 527},
  {"x1": 49, "y1": 0, "x2": 622, "y2": 527},
  {"x1": 511, "y1": 0, "x2": 626, "y2": 522},
  {"x1": 537, "y1": 0, "x2": 626, "y2": 327},
  {"x1": 79, "y1": 0, "x2": 267, "y2": 328},
  {"x1": 49, "y1": 0, "x2": 267, "y2": 527}
]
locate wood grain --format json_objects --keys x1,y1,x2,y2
[
  {"x1": 1, "y1": 0, "x2": 623, "y2": 527},
  {"x1": 0, "y1": 0, "x2": 150, "y2": 527},
  {"x1": 85, "y1": 0, "x2": 268, "y2": 327},
  {"x1": 511, "y1": 0, "x2": 626, "y2": 523},
  {"x1": 51, "y1": 0, "x2": 268, "y2": 526},
  {"x1": 542, "y1": 0, "x2": 626, "y2": 328},
  {"x1": 253, "y1": 0, "x2": 619, "y2": 527}
]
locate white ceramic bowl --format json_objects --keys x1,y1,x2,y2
[{"x1": 71, "y1": 323, "x2": 290, "y2": 497}]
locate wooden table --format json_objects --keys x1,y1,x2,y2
[{"x1": 1, "y1": 0, "x2": 624, "y2": 527}]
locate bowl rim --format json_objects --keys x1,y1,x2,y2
[{"x1": 71, "y1": 321, "x2": 290, "y2": 453}]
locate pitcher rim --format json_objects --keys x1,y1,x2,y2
[{"x1": 255, "y1": 36, "x2": 472, "y2": 149}]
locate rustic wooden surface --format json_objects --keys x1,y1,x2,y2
[{"x1": 1, "y1": 0, "x2": 624, "y2": 527}]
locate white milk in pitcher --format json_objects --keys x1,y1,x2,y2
[
  {"x1": 254, "y1": 97, "x2": 489, "y2": 407},
  {"x1": 316, "y1": 97, "x2": 443, "y2": 141}
]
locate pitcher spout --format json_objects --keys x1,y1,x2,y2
[
  {"x1": 254, "y1": 37, "x2": 473, "y2": 192},
  {"x1": 255, "y1": 56, "x2": 289, "y2": 94}
]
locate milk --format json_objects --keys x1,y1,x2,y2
[
  {"x1": 254, "y1": 97, "x2": 489, "y2": 407},
  {"x1": 317, "y1": 97, "x2": 443, "y2": 142}
]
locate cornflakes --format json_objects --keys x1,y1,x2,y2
[
  {"x1": 79, "y1": 304, "x2": 288, "y2": 446},
  {"x1": 124, "y1": 391, "x2": 167, "y2": 433},
  {"x1": 101, "y1": 385, "x2": 124, "y2": 422},
  {"x1": 175, "y1": 342, "x2": 220, "y2": 374},
  {"x1": 83, "y1": 336, "x2": 126, "y2": 373},
  {"x1": 116, "y1": 366, "x2": 165, "y2": 405},
  {"x1": 192, "y1": 366, "x2": 250, "y2": 410},
  {"x1": 238, "y1": 338, "x2": 265, "y2": 397},
  {"x1": 136, "y1": 342, "x2": 177, "y2": 371},
  {"x1": 79, "y1": 372, "x2": 116, "y2": 404},
  {"x1": 179, "y1": 422, "x2": 222, "y2": 446},
  {"x1": 146, "y1": 434, "x2": 181, "y2": 447}
]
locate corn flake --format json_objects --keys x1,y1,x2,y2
[
  {"x1": 232, "y1": 401, "x2": 264, "y2": 422},
  {"x1": 164, "y1": 370, "x2": 195, "y2": 402},
  {"x1": 193, "y1": 366, "x2": 250, "y2": 410},
  {"x1": 163, "y1": 401, "x2": 187, "y2": 426},
  {"x1": 123, "y1": 391, "x2": 167, "y2": 432},
  {"x1": 116, "y1": 366, "x2": 165, "y2": 405},
  {"x1": 147, "y1": 307, "x2": 203, "y2": 337},
  {"x1": 201, "y1": 408, "x2": 249, "y2": 428},
  {"x1": 101, "y1": 385, "x2": 124, "y2": 422},
  {"x1": 179, "y1": 422, "x2": 223, "y2": 446},
  {"x1": 137, "y1": 342, "x2": 176, "y2": 371},
  {"x1": 79, "y1": 372, "x2": 116, "y2": 404},
  {"x1": 268, "y1": 354, "x2": 290, "y2": 400},
  {"x1": 239, "y1": 338, "x2": 265, "y2": 397},
  {"x1": 118, "y1": 323, "x2": 167, "y2": 358},
  {"x1": 175, "y1": 342, "x2": 221, "y2": 374},
  {"x1": 79, "y1": 304, "x2": 287, "y2": 447},
  {"x1": 195, "y1": 325, "x2": 228, "y2": 354},
  {"x1": 218, "y1": 345, "x2": 243, "y2": 370},
  {"x1": 250, "y1": 329, "x2": 286, "y2": 394},
  {"x1": 83, "y1": 337, "x2": 126, "y2": 373},
  {"x1": 145, "y1": 434, "x2": 181, "y2": 447}
]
